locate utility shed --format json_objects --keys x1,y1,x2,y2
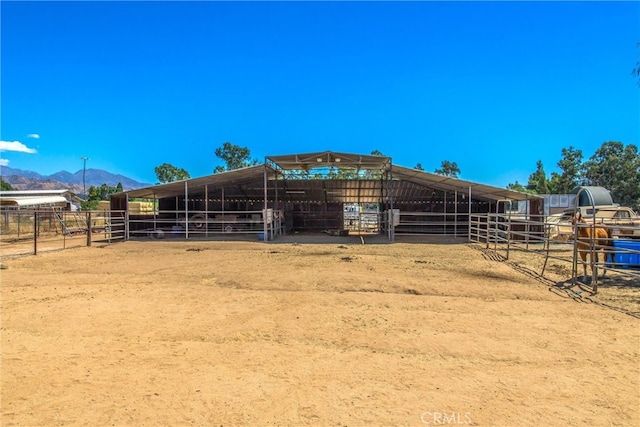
[{"x1": 112, "y1": 150, "x2": 538, "y2": 241}]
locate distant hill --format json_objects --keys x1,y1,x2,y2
[{"x1": 0, "y1": 166, "x2": 152, "y2": 194}]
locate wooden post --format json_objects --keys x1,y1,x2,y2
[
  {"x1": 87, "y1": 211, "x2": 92, "y2": 247},
  {"x1": 33, "y1": 212, "x2": 38, "y2": 255}
]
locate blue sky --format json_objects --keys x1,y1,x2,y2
[{"x1": 1, "y1": 1, "x2": 639, "y2": 187}]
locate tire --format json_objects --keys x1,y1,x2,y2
[
  {"x1": 191, "y1": 214, "x2": 206, "y2": 229},
  {"x1": 149, "y1": 229, "x2": 165, "y2": 239}
]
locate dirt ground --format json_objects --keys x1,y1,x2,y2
[{"x1": 1, "y1": 235, "x2": 639, "y2": 426}]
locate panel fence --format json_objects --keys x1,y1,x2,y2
[
  {"x1": 0, "y1": 210, "x2": 126, "y2": 258},
  {"x1": 469, "y1": 213, "x2": 640, "y2": 295}
]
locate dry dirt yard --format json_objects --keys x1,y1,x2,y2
[{"x1": 1, "y1": 236, "x2": 639, "y2": 426}]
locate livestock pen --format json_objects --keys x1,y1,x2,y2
[{"x1": 470, "y1": 210, "x2": 640, "y2": 308}]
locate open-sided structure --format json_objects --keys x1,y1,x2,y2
[
  {"x1": 0, "y1": 190, "x2": 82, "y2": 210},
  {"x1": 112, "y1": 151, "x2": 539, "y2": 241}
]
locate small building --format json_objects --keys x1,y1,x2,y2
[{"x1": 0, "y1": 189, "x2": 83, "y2": 211}]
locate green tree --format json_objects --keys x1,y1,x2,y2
[
  {"x1": 214, "y1": 142, "x2": 259, "y2": 173},
  {"x1": 414, "y1": 163, "x2": 424, "y2": 171},
  {"x1": 334, "y1": 167, "x2": 359, "y2": 179},
  {"x1": 434, "y1": 160, "x2": 460, "y2": 178},
  {"x1": 0, "y1": 177, "x2": 13, "y2": 190},
  {"x1": 506, "y1": 181, "x2": 531, "y2": 193},
  {"x1": 283, "y1": 169, "x2": 312, "y2": 180},
  {"x1": 154, "y1": 163, "x2": 190, "y2": 183},
  {"x1": 526, "y1": 160, "x2": 549, "y2": 194},
  {"x1": 583, "y1": 141, "x2": 640, "y2": 209},
  {"x1": 548, "y1": 146, "x2": 584, "y2": 194},
  {"x1": 362, "y1": 150, "x2": 387, "y2": 179},
  {"x1": 81, "y1": 183, "x2": 122, "y2": 210}
]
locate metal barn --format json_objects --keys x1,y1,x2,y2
[{"x1": 110, "y1": 151, "x2": 539, "y2": 241}]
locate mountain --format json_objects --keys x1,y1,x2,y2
[
  {"x1": 0, "y1": 166, "x2": 152, "y2": 193},
  {"x1": 1, "y1": 175, "x2": 86, "y2": 194},
  {"x1": 0, "y1": 166, "x2": 46, "y2": 180}
]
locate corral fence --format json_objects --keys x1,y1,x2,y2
[
  {"x1": 394, "y1": 211, "x2": 469, "y2": 237},
  {"x1": 0, "y1": 209, "x2": 126, "y2": 258},
  {"x1": 469, "y1": 212, "x2": 640, "y2": 294},
  {"x1": 4, "y1": 207, "x2": 639, "y2": 295},
  {"x1": 127, "y1": 208, "x2": 283, "y2": 240}
]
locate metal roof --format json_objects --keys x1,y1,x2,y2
[
  {"x1": 119, "y1": 153, "x2": 535, "y2": 203},
  {"x1": 0, "y1": 195, "x2": 69, "y2": 207},
  {"x1": 280, "y1": 179, "x2": 383, "y2": 203},
  {"x1": 573, "y1": 186, "x2": 614, "y2": 207},
  {"x1": 267, "y1": 151, "x2": 391, "y2": 172},
  {"x1": 390, "y1": 165, "x2": 537, "y2": 202},
  {"x1": 0, "y1": 189, "x2": 77, "y2": 197},
  {"x1": 123, "y1": 164, "x2": 278, "y2": 200},
  {"x1": 0, "y1": 189, "x2": 83, "y2": 204}
]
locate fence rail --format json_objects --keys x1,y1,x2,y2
[
  {"x1": 0, "y1": 210, "x2": 126, "y2": 258},
  {"x1": 4, "y1": 209, "x2": 639, "y2": 293},
  {"x1": 126, "y1": 209, "x2": 283, "y2": 240},
  {"x1": 469, "y1": 212, "x2": 640, "y2": 294},
  {"x1": 395, "y1": 211, "x2": 469, "y2": 237}
]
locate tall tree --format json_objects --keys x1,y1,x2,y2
[
  {"x1": 154, "y1": 163, "x2": 190, "y2": 183},
  {"x1": 434, "y1": 160, "x2": 460, "y2": 178},
  {"x1": 214, "y1": 142, "x2": 259, "y2": 173},
  {"x1": 583, "y1": 141, "x2": 640, "y2": 209},
  {"x1": 548, "y1": 146, "x2": 584, "y2": 194},
  {"x1": 414, "y1": 163, "x2": 424, "y2": 171},
  {"x1": 526, "y1": 160, "x2": 549, "y2": 194}
]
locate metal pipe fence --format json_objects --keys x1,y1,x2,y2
[
  {"x1": 0, "y1": 210, "x2": 126, "y2": 258},
  {"x1": 394, "y1": 211, "x2": 469, "y2": 237},
  {"x1": 126, "y1": 209, "x2": 282, "y2": 240},
  {"x1": 469, "y1": 212, "x2": 640, "y2": 294}
]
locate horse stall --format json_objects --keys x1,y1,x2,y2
[
  {"x1": 110, "y1": 165, "x2": 283, "y2": 240},
  {"x1": 289, "y1": 201, "x2": 343, "y2": 233}
]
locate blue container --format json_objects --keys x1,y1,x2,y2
[
  {"x1": 257, "y1": 231, "x2": 271, "y2": 241},
  {"x1": 612, "y1": 240, "x2": 640, "y2": 269}
]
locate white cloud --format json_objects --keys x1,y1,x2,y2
[
  {"x1": 27, "y1": 133, "x2": 40, "y2": 139},
  {"x1": 0, "y1": 140, "x2": 38, "y2": 154},
  {"x1": 0, "y1": 158, "x2": 9, "y2": 166}
]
